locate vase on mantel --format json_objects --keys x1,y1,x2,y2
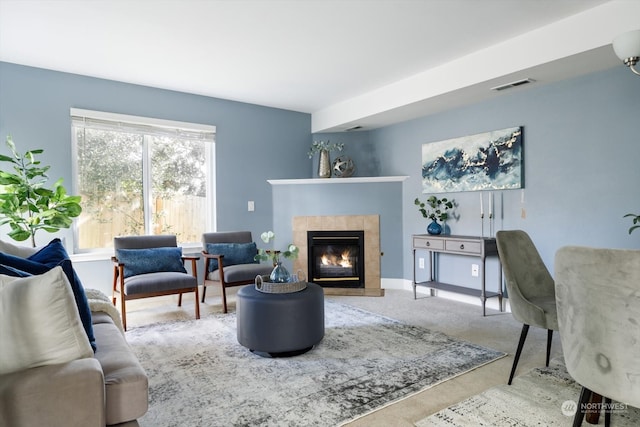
[
  {"x1": 317, "y1": 149, "x2": 331, "y2": 178},
  {"x1": 427, "y1": 219, "x2": 442, "y2": 235}
]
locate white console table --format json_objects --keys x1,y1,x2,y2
[{"x1": 412, "y1": 234, "x2": 503, "y2": 316}]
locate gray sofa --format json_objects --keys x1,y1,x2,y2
[{"x1": 0, "y1": 299, "x2": 148, "y2": 427}]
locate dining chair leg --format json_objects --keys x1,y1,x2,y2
[
  {"x1": 604, "y1": 397, "x2": 612, "y2": 427},
  {"x1": 508, "y1": 324, "x2": 529, "y2": 385},
  {"x1": 201, "y1": 284, "x2": 207, "y2": 302},
  {"x1": 573, "y1": 386, "x2": 592, "y2": 427},
  {"x1": 546, "y1": 329, "x2": 553, "y2": 366}
]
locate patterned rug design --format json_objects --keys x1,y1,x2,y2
[
  {"x1": 126, "y1": 300, "x2": 505, "y2": 427},
  {"x1": 416, "y1": 358, "x2": 640, "y2": 426}
]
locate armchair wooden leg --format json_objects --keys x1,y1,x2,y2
[
  {"x1": 194, "y1": 287, "x2": 200, "y2": 319},
  {"x1": 121, "y1": 293, "x2": 127, "y2": 332},
  {"x1": 178, "y1": 293, "x2": 183, "y2": 307},
  {"x1": 222, "y1": 285, "x2": 228, "y2": 314}
]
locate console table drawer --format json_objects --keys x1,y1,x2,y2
[
  {"x1": 445, "y1": 239, "x2": 482, "y2": 254},
  {"x1": 413, "y1": 237, "x2": 444, "y2": 250}
]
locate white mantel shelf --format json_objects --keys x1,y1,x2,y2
[{"x1": 268, "y1": 176, "x2": 409, "y2": 185}]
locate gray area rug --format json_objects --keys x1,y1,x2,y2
[
  {"x1": 416, "y1": 358, "x2": 640, "y2": 426},
  {"x1": 126, "y1": 300, "x2": 505, "y2": 427}
]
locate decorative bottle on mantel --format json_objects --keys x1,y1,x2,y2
[{"x1": 318, "y1": 149, "x2": 331, "y2": 178}]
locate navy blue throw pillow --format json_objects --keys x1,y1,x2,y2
[
  {"x1": 115, "y1": 247, "x2": 187, "y2": 279},
  {"x1": 0, "y1": 239, "x2": 96, "y2": 352},
  {"x1": 205, "y1": 242, "x2": 258, "y2": 272}
]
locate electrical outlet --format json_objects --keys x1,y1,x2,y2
[
  {"x1": 419, "y1": 258, "x2": 425, "y2": 269},
  {"x1": 471, "y1": 264, "x2": 479, "y2": 277},
  {"x1": 248, "y1": 201, "x2": 255, "y2": 212}
]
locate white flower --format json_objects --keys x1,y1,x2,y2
[{"x1": 261, "y1": 231, "x2": 275, "y2": 243}]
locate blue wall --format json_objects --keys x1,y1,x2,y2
[
  {"x1": 366, "y1": 66, "x2": 640, "y2": 288},
  {"x1": 0, "y1": 61, "x2": 311, "y2": 244},
  {"x1": 2, "y1": 60, "x2": 639, "y2": 294}
]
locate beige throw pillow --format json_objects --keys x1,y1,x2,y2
[
  {"x1": 0, "y1": 266, "x2": 93, "y2": 375},
  {"x1": 0, "y1": 239, "x2": 39, "y2": 258}
]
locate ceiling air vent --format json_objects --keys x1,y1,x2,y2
[{"x1": 491, "y1": 78, "x2": 535, "y2": 92}]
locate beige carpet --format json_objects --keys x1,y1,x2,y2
[
  {"x1": 122, "y1": 287, "x2": 564, "y2": 426},
  {"x1": 125, "y1": 299, "x2": 505, "y2": 427}
]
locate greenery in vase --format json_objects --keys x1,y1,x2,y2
[
  {"x1": 254, "y1": 231, "x2": 299, "y2": 264},
  {"x1": 307, "y1": 140, "x2": 344, "y2": 158},
  {"x1": 0, "y1": 136, "x2": 82, "y2": 247},
  {"x1": 414, "y1": 196, "x2": 454, "y2": 222},
  {"x1": 624, "y1": 213, "x2": 640, "y2": 234}
]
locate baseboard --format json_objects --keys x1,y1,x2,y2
[{"x1": 381, "y1": 278, "x2": 510, "y2": 313}]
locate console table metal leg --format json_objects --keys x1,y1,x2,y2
[
  {"x1": 498, "y1": 261, "x2": 504, "y2": 312},
  {"x1": 412, "y1": 249, "x2": 417, "y2": 299},
  {"x1": 481, "y1": 257, "x2": 487, "y2": 316}
]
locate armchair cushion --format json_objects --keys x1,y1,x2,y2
[
  {"x1": 205, "y1": 242, "x2": 258, "y2": 271},
  {"x1": 0, "y1": 238, "x2": 96, "y2": 351},
  {"x1": 207, "y1": 263, "x2": 273, "y2": 282},
  {"x1": 124, "y1": 271, "x2": 197, "y2": 295},
  {"x1": 116, "y1": 247, "x2": 187, "y2": 278},
  {"x1": 0, "y1": 267, "x2": 93, "y2": 375}
]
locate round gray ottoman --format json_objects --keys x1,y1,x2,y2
[{"x1": 236, "y1": 282, "x2": 325, "y2": 357}]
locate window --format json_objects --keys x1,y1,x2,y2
[{"x1": 71, "y1": 109, "x2": 215, "y2": 252}]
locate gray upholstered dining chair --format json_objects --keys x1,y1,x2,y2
[
  {"x1": 201, "y1": 231, "x2": 273, "y2": 313},
  {"x1": 555, "y1": 245, "x2": 640, "y2": 427},
  {"x1": 112, "y1": 235, "x2": 200, "y2": 330},
  {"x1": 496, "y1": 230, "x2": 558, "y2": 385}
]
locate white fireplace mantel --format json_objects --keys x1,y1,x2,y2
[{"x1": 268, "y1": 176, "x2": 409, "y2": 185}]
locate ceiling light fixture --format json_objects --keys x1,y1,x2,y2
[{"x1": 612, "y1": 29, "x2": 640, "y2": 76}]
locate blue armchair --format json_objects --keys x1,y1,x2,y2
[{"x1": 112, "y1": 235, "x2": 200, "y2": 330}]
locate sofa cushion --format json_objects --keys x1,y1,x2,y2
[
  {"x1": 0, "y1": 358, "x2": 105, "y2": 427},
  {"x1": 0, "y1": 267, "x2": 94, "y2": 375},
  {"x1": 0, "y1": 238, "x2": 96, "y2": 351},
  {"x1": 205, "y1": 242, "x2": 258, "y2": 271},
  {"x1": 93, "y1": 318, "x2": 148, "y2": 425},
  {"x1": 0, "y1": 239, "x2": 39, "y2": 258},
  {"x1": 116, "y1": 247, "x2": 187, "y2": 278}
]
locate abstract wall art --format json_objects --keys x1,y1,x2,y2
[{"x1": 421, "y1": 126, "x2": 523, "y2": 193}]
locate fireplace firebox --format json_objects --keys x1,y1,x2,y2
[{"x1": 307, "y1": 230, "x2": 365, "y2": 288}]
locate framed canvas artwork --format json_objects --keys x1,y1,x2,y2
[{"x1": 421, "y1": 126, "x2": 523, "y2": 193}]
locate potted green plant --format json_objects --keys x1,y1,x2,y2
[
  {"x1": 0, "y1": 136, "x2": 82, "y2": 247},
  {"x1": 414, "y1": 196, "x2": 454, "y2": 235},
  {"x1": 307, "y1": 140, "x2": 344, "y2": 178},
  {"x1": 624, "y1": 212, "x2": 640, "y2": 234}
]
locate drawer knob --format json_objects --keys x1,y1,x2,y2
[
  {"x1": 426, "y1": 242, "x2": 430, "y2": 247},
  {"x1": 460, "y1": 244, "x2": 465, "y2": 250}
]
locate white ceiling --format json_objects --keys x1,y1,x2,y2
[{"x1": 1, "y1": 0, "x2": 638, "y2": 133}]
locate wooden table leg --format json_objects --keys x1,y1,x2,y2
[{"x1": 586, "y1": 393, "x2": 603, "y2": 424}]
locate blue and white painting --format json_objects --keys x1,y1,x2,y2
[{"x1": 421, "y1": 126, "x2": 523, "y2": 193}]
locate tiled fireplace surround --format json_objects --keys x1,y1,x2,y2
[{"x1": 292, "y1": 215, "x2": 384, "y2": 296}]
